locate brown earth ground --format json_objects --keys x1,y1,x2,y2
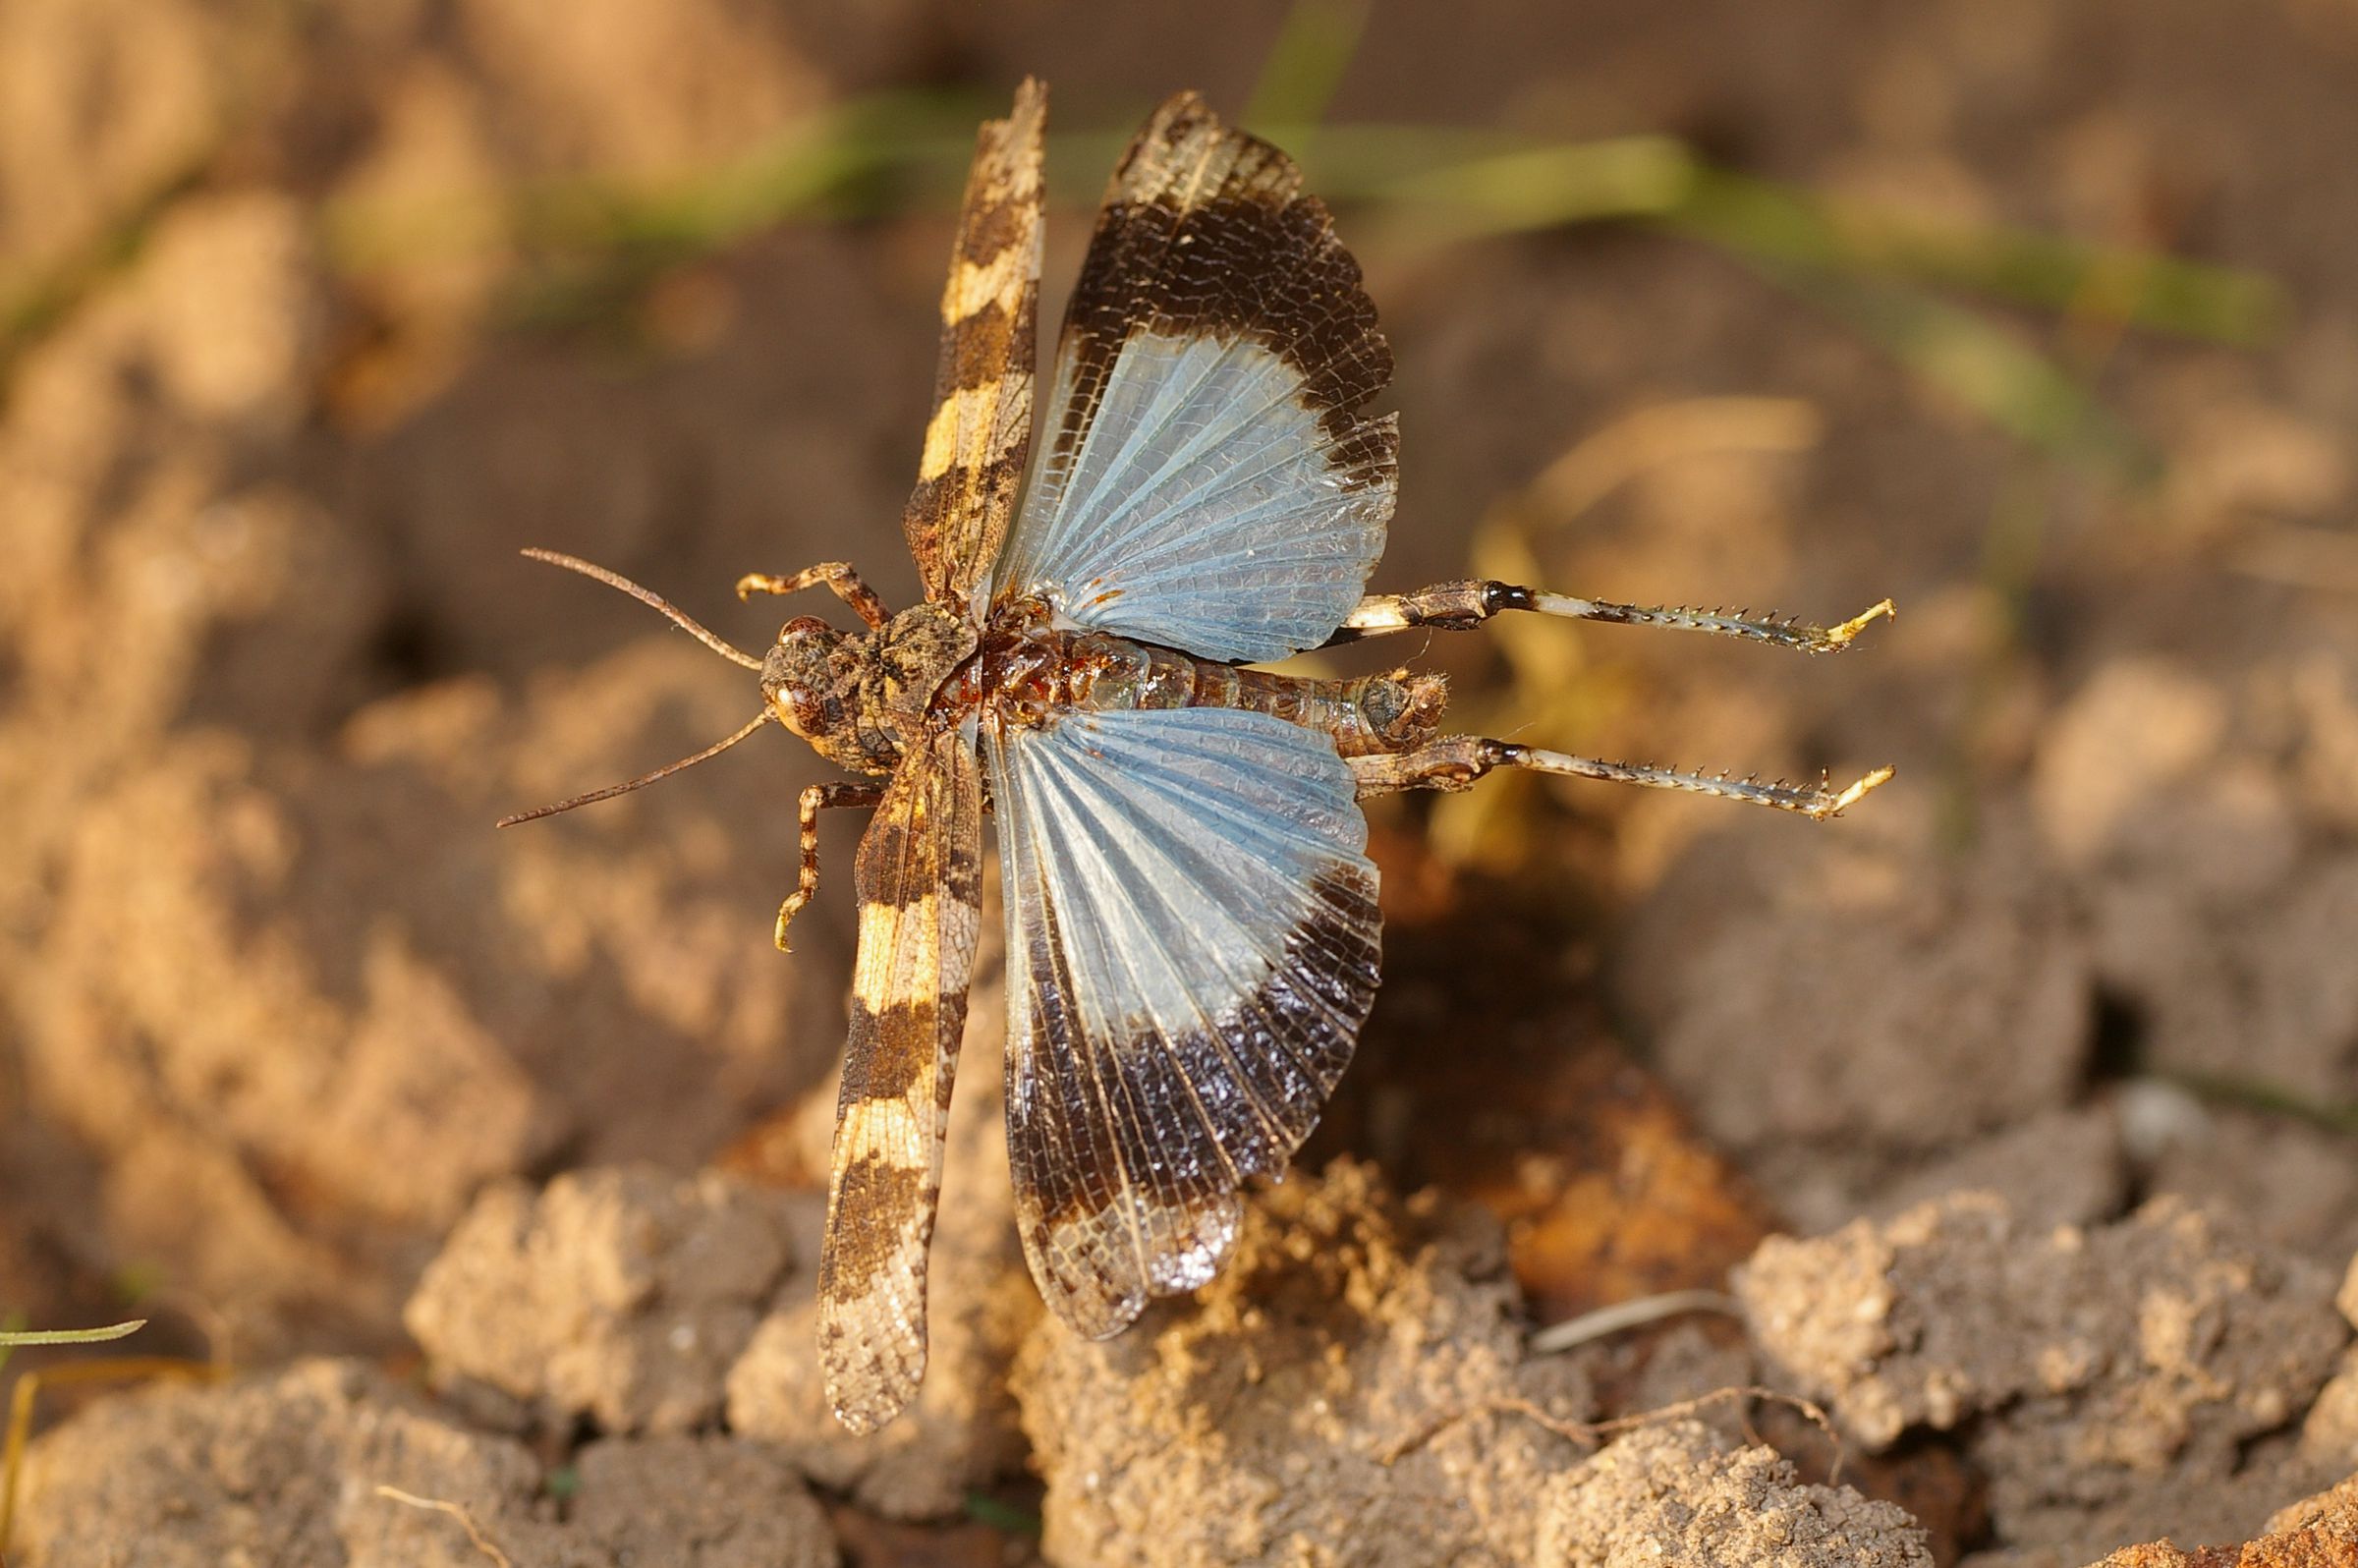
[{"x1": 5, "y1": 2, "x2": 2358, "y2": 1565}]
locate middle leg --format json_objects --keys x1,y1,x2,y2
[{"x1": 777, "y1": 781, "x2": 887, "y2": 950}]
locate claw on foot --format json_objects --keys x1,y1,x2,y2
[
  {"x1": 1803, "y1": 764, "x2": 1897, "y2": 820},
  {"x1": 1819, "y1": 598, "x2": 1896, "y2": 651}
]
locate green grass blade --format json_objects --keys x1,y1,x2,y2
[
  {"x1": 0, "y1": 1316, "x2": 145, "y2": 1379},
  {"x1": 1667, "y1": 167, "x2": 2279, "y2": 347},
  {"x1": 1245, "y1": 0, "x2": 1373, "y2": 128},
  {"x1": 1745, "y1": 257, "x2": 2158, "y2": 477},
  {"x1": 1368, "y1": 136, "x2": 1701, "y2": 240},
  {"x1": 0, "y1": 1319, "x2": 147, "y2": 1350}
]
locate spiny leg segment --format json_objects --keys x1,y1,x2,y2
[
  {"x1": 1352, "y1": 736, "x2": 1893, "y2": 821},
  {"x1": 777, "y1": 781, "x2": 888, "y2": 950},
  {"x1": 1332, "y1": 578, "x2": 1893, "y2": 818},
  {"x1": 1326, "y1": 579, "x2": 1893, "y2": 654},
  {"x1": 737, "y1": 563, "x2": 893, "y2": 631}
]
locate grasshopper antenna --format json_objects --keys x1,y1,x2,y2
[
  {"x1": 498, "y1": 712, "x2": 772, "y2": 827},
  {"x1": 519, "y1": 547, "x2": 763, "y2": 670}
]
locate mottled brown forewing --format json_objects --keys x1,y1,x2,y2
[
  {"x1": 817, "y1": 729, "x2": 983, "y2": 1433},
  {"x1": 900, "y1": 79, "x2": 1044, "y2": 606}
]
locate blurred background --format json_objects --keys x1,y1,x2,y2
[{"x1": 3, "y1": 0, "x2": 2356, "y2": 1550}]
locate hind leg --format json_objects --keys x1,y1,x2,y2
[
  {"x1": 1350, "y1": 735, "x2": 1890, "y2": 820},
  {"x1": 1326, "y1": 579, "x2": 1892, "y2": 654}
]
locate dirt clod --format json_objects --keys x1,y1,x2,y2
[
  {"x1": 2266, "y1": 1473, "x2": 2358, "y2": 1539},
  {"x1": 1873, "y1": 1107, "x2": 2128, "y2": 1234},
  {"x1": 1622, "y1": 816, "x2": 2093, "y2": 1233},
  {"x1": 1011, "y1": 1157, "x2": 1589, "y2": 1568},
  {"x1": 725, "y1": 1026, "x2": 1039, "y2": 1521},
  {"x1": 17, "y1": 1359, "x2": 543, "y2": 1568},
  {"x1": 15, "y1": 1359, "x2": 841, "y2": 1567},
  {"x1": 1737, "y1": 1193, "x2": 2352, "y2": 1562},
  {"x1": 1537, "y1": 1420, "x2": 1934, "y2": 1568},
  {"x1": 2017, "y1": 652, "x2": 2358, "y2": 1272},
  {"x1": 406, "y1": 1164, "x2": 796, "y2": 1433},
  {"x1": 2304, "y1": 1355, "x2": 2358, "y2": 1468},
  {"x1": 9, "y1": 4, "x2": 2358, "y2": 1564},
  {"x1": 565, "y1": 1431, "x2": 838, "y2": 1568},
  {"x1": 2085, "y1": 1470, "x2": 2358, "y2": 1567}
]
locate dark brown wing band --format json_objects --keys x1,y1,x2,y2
[{"x1": 1039, "y1": 89, "x2": 1393, "y2": 507}]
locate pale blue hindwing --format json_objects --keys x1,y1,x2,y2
[
  {"x1": 990, "y1": 332, "x2": 1397, "y2": 664},
  {"x1": 986, "y1": 705, "x2": 1381, "y2": 1337}
]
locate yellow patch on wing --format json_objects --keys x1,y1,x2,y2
[
  {"x1": 918, "y1": 384, "x2": 1008, "y2": 483},
  {"x1": 943, "y1": 237, "x2": 1036, "y2": 328}
]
